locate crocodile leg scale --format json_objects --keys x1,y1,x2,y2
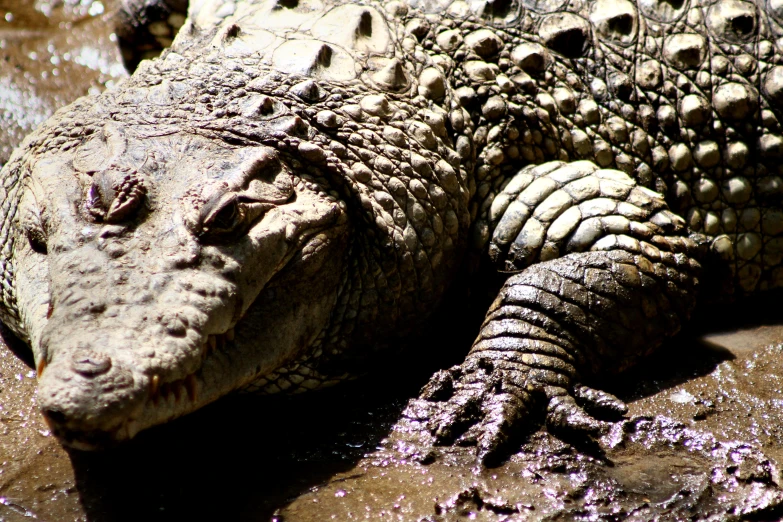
[
  {"x1": 414, "y1": 161, "x2": 702, "y2": 461},
  {"x1": 418, "y1": 245, "x2": 700, "y2": 462}
]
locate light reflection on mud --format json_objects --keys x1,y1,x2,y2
[{"x1": 0, "y1": 0, "x2": 126, "y2": 167}]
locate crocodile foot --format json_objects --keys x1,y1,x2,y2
[{"x1": 417, "y1": 356, "x2": 627, "y2": 464}]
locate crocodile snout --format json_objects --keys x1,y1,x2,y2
[
  {"x1": 37, "y1": 347, "x2": 144, "y2": 449},
  {"x1": 69, "y1": 350, "x2": 112, "y2": 376}
]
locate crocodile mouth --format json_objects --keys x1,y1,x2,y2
[
  {"x1": 146, "y1": 328, "x2": 236, "y2": 408},
  {"x1": 41, "y1": 329, "x2": 240, "y2": 451}
]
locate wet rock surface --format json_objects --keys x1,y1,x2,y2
[
  {"x1": 3, "y1": 294, "x2": 783, "y2": 521},
  {"x1": 0, "y1": 0, "x2": 127, "y2": 168}
]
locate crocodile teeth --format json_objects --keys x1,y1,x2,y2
[
  {"x1": 172, "y1": 381, "x2": 182, "y2": 403},
  {"x1": 202, "y1": 336, "x2": 213, "y2": 360},
  {"x1": 36, "y1": 358, "x2": 47, "y2": 378},
  {"x1": 185, "y1": 374, "x2": 198, "y2": 402},
  {"x1": 150, "y1": 374, "x2": 160, "y2": 398},
  {"x1": 125, "y1": 419, "x2": 141, "y2": 440},
  {"x1": 157, "y1": 382, "x2": 170, "y2": 405},
  {"x1": 209, "y1": 334, "x2": 217, "y2": 351},
  {"x1": 122, "y1": 422, "x2": 132, "y2": 440},
  {"x1": 225, "y1": 328, "x2": 235, "y2": 341}
]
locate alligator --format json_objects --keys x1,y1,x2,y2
[{"x1": 0, "y1": 0, "x2": 778, "y2": 460}]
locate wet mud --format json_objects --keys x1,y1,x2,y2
[
  {"x1": 274, "y1": 298, "x2": 783, "y2": 522},
  {"x1": 0, "y1": 0, "x2": 127, "y2": 168},
  {"x1": 3, "y1": 294, "x2": 783, "y2": 521}
]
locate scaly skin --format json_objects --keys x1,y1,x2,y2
[{"x1": 0, "y1": 0, "x2": 779, "y2": 456}]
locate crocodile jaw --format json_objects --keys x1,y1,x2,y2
[{"x1": 12, "y1": 133, "x2": 348, "y2": 448}]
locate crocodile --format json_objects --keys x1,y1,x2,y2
[{"x1": 0, "y1": 0, "x2": 779, "y2": 459}]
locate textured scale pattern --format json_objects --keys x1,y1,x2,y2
[
  {"x1": 180, "y1": 0, "x2": 783, "y2": 296},
  {"x1": 0, "y1": 0, "x2": 781, "y2": 454}
]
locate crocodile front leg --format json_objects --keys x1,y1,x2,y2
[{"x1": 415, "y1": 161, "x2": 703, "y2": 463}]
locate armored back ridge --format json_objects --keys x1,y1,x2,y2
[{"x1": 0, "y1": 0, "x2": 780, "y2": 456}]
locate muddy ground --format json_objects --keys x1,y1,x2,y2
[
  {"x1": 3, "y1": 294, "x2": 783, "y2": 522},
  {"x1": 0, "y1": 0, "x2": 127, "y2": 168}
]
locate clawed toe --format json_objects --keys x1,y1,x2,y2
[
  {"x1": 546, "y1": 393, "x2": 612, "y2": 436},
  {"x1": 418, "y1": 363, "x2": 535, "y2": 461},
  {"x1": 572, "y1": 384, "x2": 628, "y2": 418},
  {"x1": 431, "y1": 380, "x2": 487, "y2": 444},
  {"x1": 477, "y1": 391, "x2": 531, "y2": 463},
  {"x1": 417, "y1": 367, "x2": 625, "y2": 463}
]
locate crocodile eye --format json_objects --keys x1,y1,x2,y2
[
  {"x1": 211, "y1": 200, "x2": 240, "y2": 231},
  {"x1": 200, "y1": 197, "x2": 251, "y2": 242},
  {"x1": 18, "y1": 195, "x2": 48, "y2": 255}
]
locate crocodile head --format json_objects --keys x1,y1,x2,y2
[{"x1": 13, "y1": 124, "x2": 349, "y2": 449}]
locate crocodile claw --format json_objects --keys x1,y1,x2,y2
[
  {"x1": 419, "y1": 360, "x2": 627, "y2": 464},
  {"x1": 572, "y1": 384, "x2": 628, "y2": 418},
  {"x1": 546, "y1": 393, "x2": 613, "y2": 436}
]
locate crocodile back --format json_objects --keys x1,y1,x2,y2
[
  {"x1": 397, "y1": 0, "x2": 783, "y2": 294},
  {"x1": 184, "y1": 0, "x2": 783, "y2": 294}
]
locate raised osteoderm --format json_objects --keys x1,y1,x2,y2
[{"x1": 0, "y1": 0, "x2": 780, "y2": 457}]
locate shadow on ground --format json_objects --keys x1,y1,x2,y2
[{"x1": 4, "y1": 292, "x2": 783, "y2": 521}]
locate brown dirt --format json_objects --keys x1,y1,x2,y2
[{"x1": 0, "y1": 0, "x2": 127, "y2": 168}]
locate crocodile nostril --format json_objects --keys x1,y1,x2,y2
[
  {"x1": 70, "y1": 350, "x2": 112, "y2": 377},
  {"x1": 43, "y1": 408, "x2": 67, "y2": 425}
]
